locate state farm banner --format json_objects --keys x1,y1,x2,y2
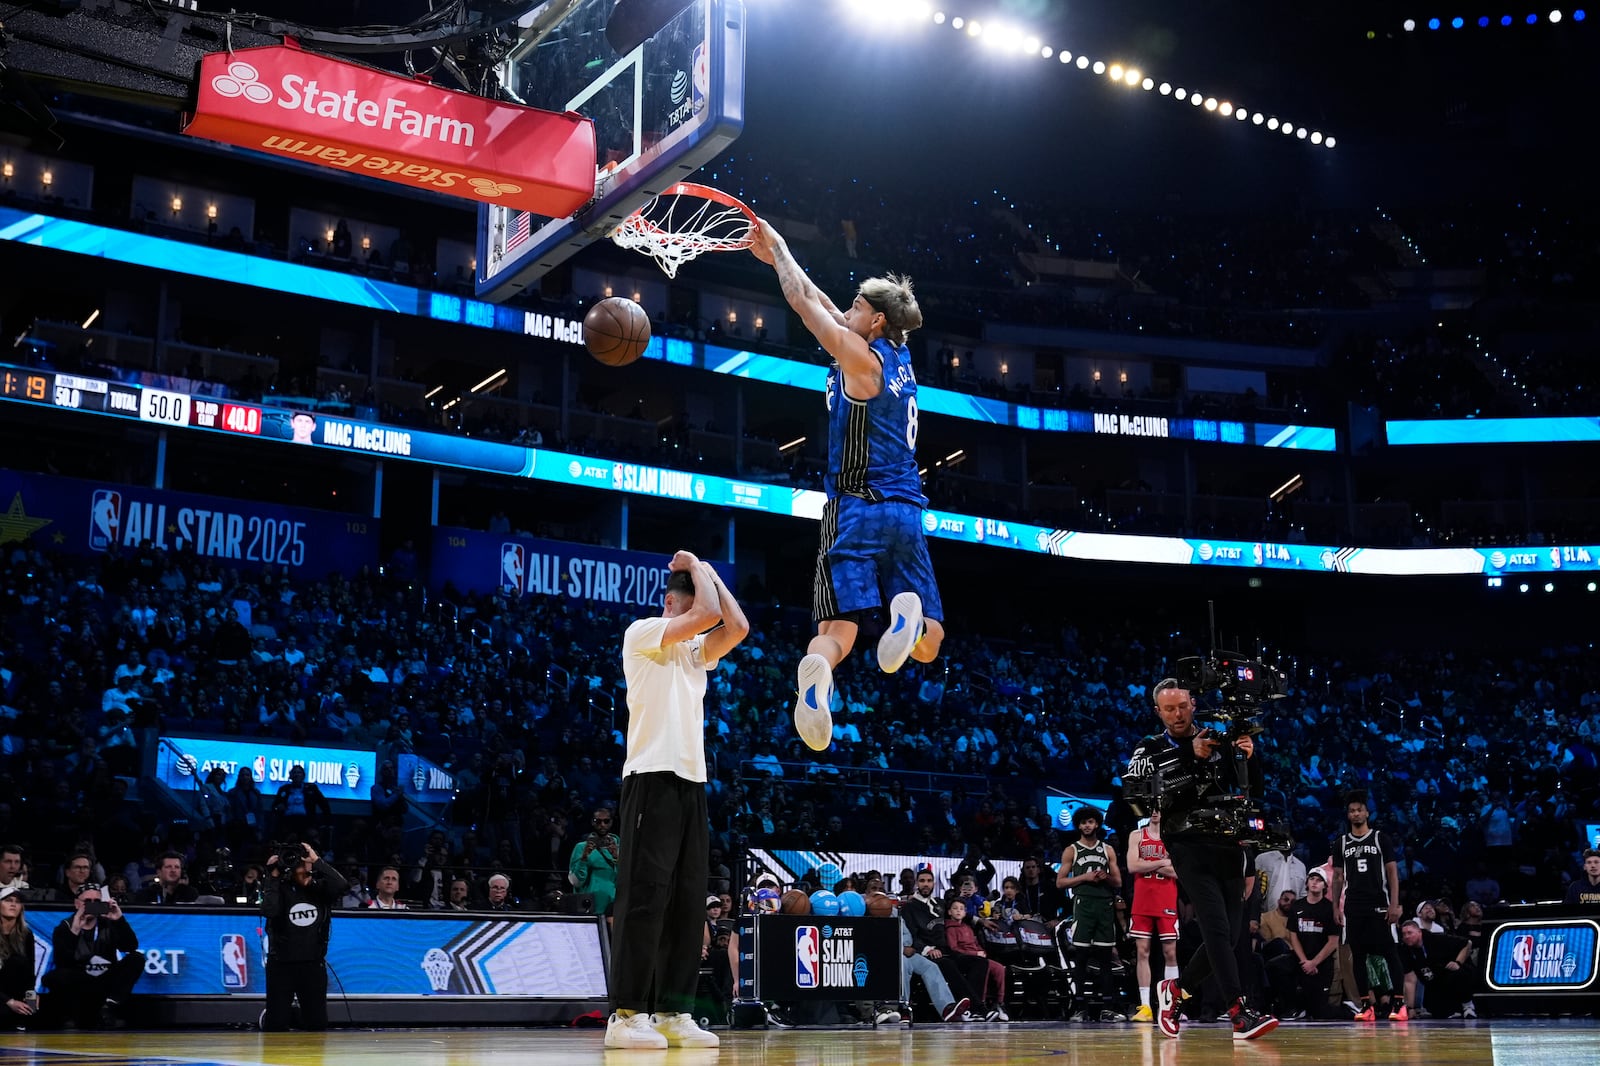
[
  {"x1": 183, "y1": 44, "x2": 596, "y2": 216},
  {"x1": 0, "y1": 468, "x2": 377, "y2": 574}
]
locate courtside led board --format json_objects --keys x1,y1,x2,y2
[{"x1": 475, "y1": 0, "x2": 745, "y2": 299}]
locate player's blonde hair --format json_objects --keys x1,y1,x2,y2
[{"x1": 858, "y1": 274, "x2": 922, "y2": 347}]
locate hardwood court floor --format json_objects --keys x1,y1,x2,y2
[{"x1": 4, "y1": 1019, "x2": 1599, "y2": 1066}]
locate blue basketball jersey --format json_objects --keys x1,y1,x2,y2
[{"x1": 824, "y1": 337, "x2": 926, "y2": 505}]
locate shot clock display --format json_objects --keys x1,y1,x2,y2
[{"x1": 1, "y1": 368, "x2": 51, "y2": 402}]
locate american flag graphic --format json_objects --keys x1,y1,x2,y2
[{"x1": 503, "y1": 209, "x2": 532, "y2": 254}]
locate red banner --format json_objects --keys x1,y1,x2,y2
[{"x1": 182, "y1": 44, "x2": 596, "y2": 217}]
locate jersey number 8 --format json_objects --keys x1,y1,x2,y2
[{"x1": 906, "y1": 396, "x2": 919, "y2": 450}]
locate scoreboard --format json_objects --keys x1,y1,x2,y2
[{"x1": 2, "y1": 367, "x2": 260, "y2": 435}]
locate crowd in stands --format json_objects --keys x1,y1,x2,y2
[{"x1": 2, "y1": 541, "x2": 1596, "y2": 927}]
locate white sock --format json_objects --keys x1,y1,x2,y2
[
  {"x1": 1164, "y1": 965, "x2": 1180, "y2": 982},
  {"x1": 1140, "y1": 988, "x2": 1152, "y2": 1009}
]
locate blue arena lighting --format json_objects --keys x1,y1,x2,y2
[
  {"x1": 1428, "y1": 16, "x2": 1442, "y2": 28},
  {"x1": 1502, "y1": 14, "x2": 1514, "y2": 23},
  {"x1": 1574, "y1": 8, "x2": 1586, "y2": 19},
  {"x1": 1479, "y1": 14, "x2": 1491, "y2": 24},
  {"x1": 1452, "y1": 15, "x2": 1465, "y2": 27},
  {"x1": 1527, "y1": 12, "x2": 1539, "y2": 22}
]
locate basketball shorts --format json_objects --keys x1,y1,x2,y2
[
  {"x1": 1129, "y1": 913, "x2": 1178, "y2": 940},
  {"x1": 1071, "y1": 898, "x2": 1118, "y2": 947},
  {"x1": 813, "y1": 495, "x2": 944, "y2": 623}
]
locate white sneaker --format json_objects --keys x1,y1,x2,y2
[
  {"x1": 794, "y1": 653, "x2": 834, "y2": 751},
  {"x1": 876, "y1": 592, "x2": 924, "y2": 673},
  {"x1": 651, "y1": 1012, "x2": 719, "y2": 1047},
  {"x1": 605, "y1": 1012, "x2": 668, "y2": 1049}
]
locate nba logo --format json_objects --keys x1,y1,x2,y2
[
  {"x1": 253, "y1": 755, "x2": 267, "y2": 783},
  {"x1": 220, "y1": 934, "x2": 248, "y2": 989},
  {"x1": 89, "y1": 489, "x2": 122, "y2": 552},
  {"x1": 1510, "y1": 934, "x2": 1534, "y2": 980},
  {"x1": 500, "y1": 543, "x2": 525, "y2": 595},
  {"x1": 795, "y1": 926, "x2": 820, "y2": 989},
  {"x1": 691, "y1": 42, "x2": 708, "y2": 110}
]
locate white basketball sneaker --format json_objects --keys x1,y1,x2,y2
[
  {"x1": 794, "y1": 653, "x2": 834, "y2": 751},
  {"x1": 876, "y1": 592, "x2": 924, "y2": 673},
  {"x1": 605, "y1": 1011, "x2": 668, "y2": 1049},
  {"x1": 651, "y1": 1012, "x2": 720, "y2": 1047}
]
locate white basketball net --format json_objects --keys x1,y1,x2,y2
[{"x1": 610, "y1": 187, "x2": 756, "y2": 279}]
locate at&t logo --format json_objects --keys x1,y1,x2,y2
[{"x1": 211, "y1": 61, "x2": 273, "y2": 105}]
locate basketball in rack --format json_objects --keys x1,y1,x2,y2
[{"x1": 609, "y1": 182, "x2": 758, "y2": 278}]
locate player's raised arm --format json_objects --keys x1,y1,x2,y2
[
  {"x1": 750, "y1": 217, "x2": 883, "y2": 392},
  {"x1": 698, "y1": 562, "x2": 749, "y2": 668}
]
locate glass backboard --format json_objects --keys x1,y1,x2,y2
[{"x1": 475, "y1": 0, "x2": 745, "y2": 300}]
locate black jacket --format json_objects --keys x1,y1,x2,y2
[
  {"x1": 900, "y1": 892, "x2": 949, "y2": 953},
  {"x1": 0, "y1": 931, "x2": 38, "y2": 1001},
  {"x1": 1125, "y1": 730, "x2": 1265, "y2": 840},
  {"x1": 49, "y1": 915, "x2": 138, "y2": 973},
  {"x1": 261, "y1": 860, "x2": 348, "y2": 963}
]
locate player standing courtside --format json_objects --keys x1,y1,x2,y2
[
  {"x1": 1126, "y1": 811, "x2": 1181, "y2": 1021},
  {"x1": 751, "y1": 220, "x2": 945, "y2": 751},
  {"x1": 607, "y1": 551, "x2": 749, "y2": 1049},
  {"x1": 1328, "y1": 791, "x2": 1406, "y2": 1022}
]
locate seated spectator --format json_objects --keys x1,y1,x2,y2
[
  {"x1": 134, "y1": 852, "x2": 198, "y2": 905},
  {"x1": 942, "y1": 898, "x2": 1007, "y2": 1021},
  {"x1": 0, "y1": 886, "x2": 39, "y2": 1029},
  {"x1": 43, "y1": 885, "x2": 142, "y2": 1029},
  {"x1": 1399, "y1": 919, "x2": 1475, "y2": 1019},
  {"x1": 340, "y1": 865, "x2": 372, "y2": 909},
  {"x1": 1566, "y1": 849, "x2": 1600, "y2": 907},
  {"x1": 482, "y1": 874, "x2": 520, "y2": 913},
  {"x1": 53, "y1": 853, "x2": 94, "y2": 903},
  {"x1": 366, "y1": 867, "x2": 408, "y2": 910},
  {"x1": 0, "y1": 846, "x2": 27, "y2": 894},
  {"x1": 898, "y1": 917, "x2": 970, "y2": 1022},
  {"x1": 444, "y1": 878, "x2": 472, "y2": 911}
]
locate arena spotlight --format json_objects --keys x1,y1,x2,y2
[
  {"x1": 1428, "y1": 16, "x2": 1441, "y2": 28},
  {"x1": 1267, "y1": 116, "x2": 1280, "y2": 129},
  {"x1": 1296, "y1": 126, "x2": 1307, "y2": 138},
  {"x1": 1502, "y1": 14, "x2": 1514, "y2": 24},
  {"x1": 1479, "y1": 15, "x2": 1491, "y2": 24},
  {"x1": 1252, "y1": 111, "x2": 1264, "y2": 124},
  {"x1": 1076, "y1": 55, "x2": 1090, "y2": 69},
  {"x1": 1452, "y1": 15, "x2": 1465, "y2": 27},
  {"x1": 1545, "y1": 582, "x2": 1556, "y2": 593},
  {"x1": 933, "y1": 11, "x2": 945, "y2": 24},
  {"x1": 1236, "y1": 107, "x2": 1248, "y2": 120},
  {"x1": 1204, "y1": 96, "x2": 1218, "y2": 110},
  {"x1": 1282, "y1": 122, "x2": 1294, "y2": 134},
  {"x1": 1108, "y1": 63, "x2": 1124, "y2": 80},
  {"x1": 1527, "y1": 12, "x2": 1539, "y2": 22},
  {"x1": 1519, "y1": 583, "x2": 1530, "y2": 593},
  {"x1": 1093, "y1": 60, "x2": 1106, "y2": 74},
  {"x1": 1404, "y1": 17, "x2": 1417, "y2": 30},
  {"x1": 1159, "y1": 81, "x2": 1172, "y2": 94},
  {"x1": 1142, "y1": 76, "x2": 1155, "y2": 89},
  {"x1": 1326, "y1": 136, "x2": 1337, "y2": 147},
  {"x1": 1219, "y1": 101, "x2": 1233, "y2": 116},
  {"x1": 1190, "y1": 93, "x2": 1203, "y2": 106},
  {"x1": 1126, "y1": 67, "x2": 1142, "y2": 86},
  {"x1": 951, "y1": 15, "x2": 964, "y2": 29},
  {"x1": 1588, "y1": 581, "x2": 1597, "y2": 592},
  {"x1": 966, "y1": 19, "x2": 982, "y2": 37},
  {"x1": 1174, "y1": 87, "x2": 1187, "y2": 100},
  {"x1": 1041, "y1": 46, "x2": 1053, "y2": 58},
  {"x1": 1311, "y1": 130, "x2": 1323, "y2": 143},
  {"x1": 1059, "y1": 50, "x2": 1072, "y2": 62},
  {"x1": 1577, "y1": 10, "x2": 1588, "y2": 21},
  {"x1": 1551, "y1": 9, "x2": 1563, "y2": 21}
]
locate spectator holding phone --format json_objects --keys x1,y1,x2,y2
[{"x1": 43, "y1": 884, "x2": 142, "y2": 1029}]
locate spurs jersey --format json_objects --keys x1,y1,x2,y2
[
  {"x1": 1332, "y1": 827, "x2": 1396, "y2": 912},
  {"x1": 824, "y1": 337, "x2": 927, "y2": 505},
  {"x1": 1131, "y1": 830, "x2": 1178, "y2": 916}
]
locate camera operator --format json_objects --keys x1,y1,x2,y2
[
  {"x1": 261, "y1": 841, "x2": 347, "y2": 1031},
  {"x1": 1124, "y1": 677, "x2": 1277, "y2": 1041},
  {"x1": 43, "y1": 884, "x2": 142, "y2": 1029}
]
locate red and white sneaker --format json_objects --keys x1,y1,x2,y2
[
  {"x1": 1156, "y1": 979, "x2": 1181, "y2": 1038},
  {"x1": 1230, "y1": 999, "x2": 1279, "y2": 1041}
]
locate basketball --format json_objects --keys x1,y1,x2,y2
[
  {"x1": 583, "y1": 297, "x2": 651, "y2": 366},
  {"x1": 865, "y1": 891, "x2": 898, "y2": 918},
  {"x1": 780, "y1": 889, "x2": 811, "y2": 915}
]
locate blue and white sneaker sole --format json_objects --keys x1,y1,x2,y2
[
  {"x1": 794, "y1": 653, "x2": 834, "y2": 751},
  {"x1": 876, "y1": 592, "x2": 924, "y2": 673}
]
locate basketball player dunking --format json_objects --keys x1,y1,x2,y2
[{"x1": 750, "y1": 219, "x2": 946, "y2": 751}]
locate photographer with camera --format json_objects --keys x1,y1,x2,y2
[
  {"x1": 569, "y1": 806, "x2": 620, "y2": 918},
  {"x1": 43, "y1": 884, "x2": 142, "y2": 1029},
  {"x1": 1124, "y1": 677, "x2": 1278, "y2": 1041},
  {"x1": 261, "y1": 841, "x2": 347, "y2": 1031}
]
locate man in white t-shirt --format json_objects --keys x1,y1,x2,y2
[{"x1": 606, "y1": 550, "x2": 749, "y2": 1051}]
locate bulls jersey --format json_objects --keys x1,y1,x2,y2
[
  {"x1": 1332, "y1": 828, "x2": 1396, "y2": 911},
  {"x1": 824, "y1": 337, "x2": 927, "y2": 506},
  {"x1": 1131, "y1": 830, "x2": 1178, "y2": 916}
]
